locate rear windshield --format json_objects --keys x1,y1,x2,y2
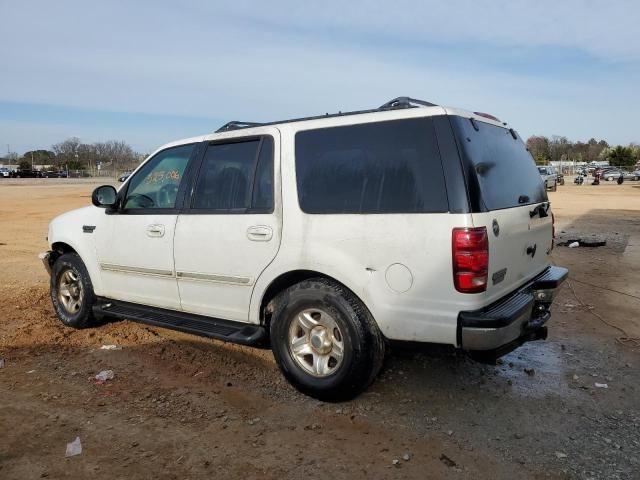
[
  {"x1": 295, "y1": 118, "x2": 448, "y2": 214},
  {"x1": 451, "y1": 116, "x2": 547, "y2": 211}
]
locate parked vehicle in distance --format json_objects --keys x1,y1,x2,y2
[
  {"x1": 600, "y1": 169, "x2": 622, "y2": 181},
  {"x1": 41, "y1": 170, "x2": 69, "y2": 178},
  {"x1": 118, "y1": 171, "x2": 133, "y2": 182},
  {"x1": 537, "y1": 166, "x2": 558, "y2": 191},
  {"x1": 623, "y1": 171, "x2": 640, "y2": 181},
  {"x1": 40, "y1": 96, "x2": 567, "y2": 400},
  {"x1": 11, "y1": 169, "x2": 42, "y2": 178},
  {"x1": 0, "y1": 167, "x2": 11, "y2": 178}
]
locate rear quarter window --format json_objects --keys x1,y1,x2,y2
[
  {"x1": 451, "y1": 116, "x2": 547, "y2": 211},
  {"x1": 294, "y1": 118, "x2": 448, "y2": 214}
]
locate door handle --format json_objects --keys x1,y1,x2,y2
[
  {"x1": 247, "y1": 226, "x2": 273, "y2": 242},
  {"x1": 146, "y1": 224, "x2": 165, "y2": 237}
]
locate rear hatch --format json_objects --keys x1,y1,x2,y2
[{"x1": 449, "y1": 115, "x2": 553, "y2": 303}]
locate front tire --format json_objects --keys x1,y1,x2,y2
[
  {"x1": 270, "y1": 278, "x2": 385, "y2": 402},
  {"x1": 50, "y1": 252, "x2": 97, "y2": 329}
]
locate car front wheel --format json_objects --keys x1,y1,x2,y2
[
  {"x1": 270, "y1": 278, "x2": 385, "y2": 401},
  {"x1": 50, "y1": 252, "x2": 98, "y2": 329}
]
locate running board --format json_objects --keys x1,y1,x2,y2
[{"x1": 93, "y1": 299, "x2": 267, "y2": 346}]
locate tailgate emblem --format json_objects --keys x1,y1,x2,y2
[{"x1": 492, "y1": 219, "x2": 500, "y2": 237}]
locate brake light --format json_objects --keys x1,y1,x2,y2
[
  {"x1": 473, "y1": 111, "x2": 501, "y2": 122},
  {"x1": 452, "y1": 227, "x2": 489, "y2": 293}
]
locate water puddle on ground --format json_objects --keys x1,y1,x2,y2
[{"x1": 497, "y1": 341, "x2": 574, "y2": 399}]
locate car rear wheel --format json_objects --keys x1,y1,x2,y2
[
  {"x1": 270, "y1": 278, "x2": 385, "y2": 401},
  {"x1": 51, "y1": 252, "x2": 98, "y2": 329}
]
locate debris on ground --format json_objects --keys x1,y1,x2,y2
[
  {"x1": 392, "y1": 458, "x2": 400, "y2": 465},
  {"x1": 524, "y1": 367, "x2": 535, "y2": 376},
  {"x1": 402, "y1": 453, "x2": 411, "y2": 461},
  {"x1": 594, "y1": 383, "x2": 609, "y2": 389},
  {"x1": 439, "y1": 454, "x2": 457, "y2": 468},
  {"x1": 0, "y1": 358, "x2": 4, "y2": 369},
  {"x1": 555, "y1": 451, "x2": 567, "y2": 459},
  {"x1": 65, "y1": 437, "x2": 82, "y2": 457},
  {"x1": 95, "y1": 370, "x2": 115, "y2": 382},
  {"x1": 100, "y1": 345, "x2": 121, "y2": 350},
  {"x1": 568, "y1": 242, "x2": 580, "y2": 248}
]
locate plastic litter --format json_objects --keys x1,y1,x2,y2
[
  {"x1": 65, "y1": 436, "x2": 82, "y2": 457},
  {"x1": 594, "y1": 383, "x2": 608, "y2": 389},
  {"x1": 95, "y1": 370, "x2": 115, "y2": 382},
  {"x1": 568, "y1": 242, "x2": 580, "y2": 248},
  {"x1": 100, "y1": 345, "x2": 121, "y2": 350}
]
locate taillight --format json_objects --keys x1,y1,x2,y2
[{"x1": 452, "y1": 227, "x2": 489, "y2": 293}]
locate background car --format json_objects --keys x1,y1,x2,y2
[
  {"x1": 41, "y1": 170, "x2": 68, "y2": 178},
  {"x1": 0, "y1": 167, "x2": 11, "y2": 178},
  {"x1": 601, "y1": 169, "x2": 623, "y2": 181},
  {"x1": 537, "y1": 165, "x2": 557, "y2": 191},
  {"x1": 10, "y1": 169, "x2": 42, "y2": 178},
  {"x1": 118, "y1": 170, "x2": 132, "y2": 182}
]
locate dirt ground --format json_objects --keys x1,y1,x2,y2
[{"x1": 1, "y1": 179, "x2": 639, "y2": 480}]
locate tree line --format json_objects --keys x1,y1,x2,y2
[
  {"x1": 8, "y1": 137, "x2": 144, "y2": 173},
  {"x1": 526, "y1": 135, "x2": 640, "y2": 167}
]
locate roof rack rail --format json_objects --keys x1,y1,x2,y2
[
  {"x1": 214, "y1": 96, "x2": 439, "y2": 133},
  {"x1": 378, "y1": 96, "x2": 438, "y2": 109},
  {"x1": 216, "y1": 121, "x2": 265, "y2": 133}
]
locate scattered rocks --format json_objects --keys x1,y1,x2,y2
[
  {"x1": 555, "y1": 452, "x2": 568, "y2": 459},
  {"x1": 402, "y1": 453, "x2": 411, "y2": 461}
]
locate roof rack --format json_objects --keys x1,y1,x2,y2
[
  {"x1": 214, "y1": 96, "x2": 438, "y2": 133},
  {"x1": 216, "y1": 121, "x2": 265, "y2": 133}
]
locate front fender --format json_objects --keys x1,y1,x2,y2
[{"x1": 47, "y1": 206, "x2": 104, "y2": 295}]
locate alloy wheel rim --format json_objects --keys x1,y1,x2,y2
[
  {"x1": 57, "y1": 268, "x2": 83, "y2": 314},
  {"x1": 288, "y1": 308, "x2": 345, "y2": 377}
]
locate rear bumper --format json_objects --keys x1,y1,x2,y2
[{"x1": 458, "y1": 266, "x2": 568, "y2": 358}]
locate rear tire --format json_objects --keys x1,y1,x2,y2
[
  {"x1": 270, "y1": 278, "x2": 385, "y2": 401},
  {"x1": 50, "y1": 252, "x2": 97, "y2": 329}
]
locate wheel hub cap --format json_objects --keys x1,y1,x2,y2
[
  {"x1": 288, "y1": 308, "x2": 345, "y2": 377},
  {"x1": 57, "y1": 268, "x2": 83, "y2": 314}
]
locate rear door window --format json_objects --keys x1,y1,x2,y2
[
  {"x1": 451, "y1": 117, "x2": 547, "y2": 211},
  {"x1": 190, "y1": 137, "x2": 273, "y2": 212},
  {"x1": 295, "y1": 118, "x2": 448, "y2": 214}
]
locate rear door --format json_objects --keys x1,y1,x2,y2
[
  {"x1": 450, "y1": 116, "x2": 552, "y2": 302},
  {"x1": 173, "y1": 129, "x2": 281, "y2": 322}
]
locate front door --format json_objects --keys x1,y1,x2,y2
[
  {"x1": 173, "y1": 130, "x2": 281, "y2": 322},
  {"x1": 95, "y1": 143, "x2": 199, "y2": 310}
]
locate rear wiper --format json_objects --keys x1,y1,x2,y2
[{"x1": 529, "y1": 202, "x2": 549, "y2": 218}]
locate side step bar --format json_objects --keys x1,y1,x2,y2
[{"x1": 93, "y1": 299, "x2": 267, "y2": 346}]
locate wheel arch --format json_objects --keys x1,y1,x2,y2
[{"x1": 257, "y1": 269, "x2": 372, "y2": 329}]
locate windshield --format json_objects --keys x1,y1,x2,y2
[{"x1": 451, "y1": 116, "x2": 547, "y2": 211}]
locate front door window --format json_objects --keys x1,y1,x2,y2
[{"x1": 124, "y1": 144, "x2": 194, "y2": 209}]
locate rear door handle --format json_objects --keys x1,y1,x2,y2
[
  {"x1": 146, "y1": 224, "x2": 165, "y2": 237},
  {"x1": 247, "y1": 226, "x2": 273, "y2": 242}
]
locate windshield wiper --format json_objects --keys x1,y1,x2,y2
[{"x1": 529, "y1": 202, "x2": 549, "y2": 218}]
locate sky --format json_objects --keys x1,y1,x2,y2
[{"x1": 1, "y1": 0, "x2": 639, "y2": 155}]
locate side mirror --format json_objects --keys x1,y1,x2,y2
[{"x1": 92, "y1": 185, "x2": 118, "y2": 209}]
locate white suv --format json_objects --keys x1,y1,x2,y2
[{"x1": 41, "y1": 97, "x2": 567, "y2": 400}]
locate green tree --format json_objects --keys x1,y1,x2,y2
[
  {"x1": 18, "y1": 159, "x2": 31, "y2": 170},
  {"x1": 606, "y1": 146, "x2": 635, "y2": 167}
]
